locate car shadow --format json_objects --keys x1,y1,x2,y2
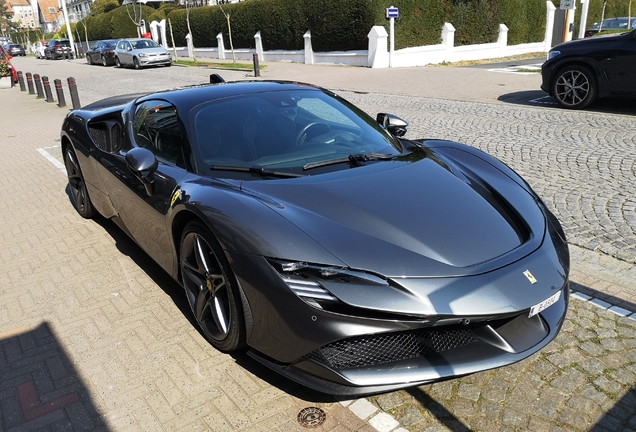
[{"x1": 498, "y1": 91, "x2": 636, "y2": 115}]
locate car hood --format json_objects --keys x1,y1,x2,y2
[
  {"x1": 135, "y1": 47, "x2": 169, "y2": 55},
  {"x1": 244, "y1": 151, "x2": 545, "y2": 278}
]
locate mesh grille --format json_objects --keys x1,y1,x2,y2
[
  {"x1": 89, "y1": 127, "x2": 107, "y2": 152},
  {"x1": 305, "y1": 326, "x2": 479, "y2": 370}
]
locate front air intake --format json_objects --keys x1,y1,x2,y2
[{"x1": 304, "y1": 326, "x2": 479, "y2": 370}]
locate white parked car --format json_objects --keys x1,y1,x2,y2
[
  {"x1": 33, "y1": 41, "x2": 47, "y2": 59},
  {"x1": 114, "y1": 38, "x2": 172, "y2": 69}
]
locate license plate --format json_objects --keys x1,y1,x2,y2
[{"x1": 529, "y1": 290, "x2": 561, "y2": 318}]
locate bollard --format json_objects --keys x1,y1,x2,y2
[
  {"x1": 26, "y1": 72, "x2": 35, "y2": 95},
  {"x1": 34, "y1": 74, "x2": 45, "y2": 99},
  {"x1": 54, "y1": 79, "x2": 66, "y2": 108},
  {"x1": 17, "y1": 71, "x2": 26, "y2": 91},
  {"x1": 42, "y1": 76, "x2": 55, "y2": 103},
  {"x1": 67, "y1": 77, "x2": 81, "y2": 110},
  {"x1": 252, "y1": 53, "x2": 260, "y2": 77}
]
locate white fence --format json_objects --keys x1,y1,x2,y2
[{"x1": 151, "y1": 1, "x2": 557, "y2": 68}]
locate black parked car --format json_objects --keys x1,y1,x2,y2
[
  {"x1": 61, "y1": 79, "x2": 569, "y2": 395},
  {"x1": 45, "y1": 39, "x2": 72, "y2": 60},
  {"x1": 6, "y1": 44, "x2": 25, "y2": 56},
  {"x1": 541, "y1": 28, "x2": 636, "y2": 109},
  {"x1": 85, "y1": 39, "x2": 118, "y2": 66},
  {"x1": 584, "y1": 17, "x2": 636, "y2": 37}
]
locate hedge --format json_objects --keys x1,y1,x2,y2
[{"x1": 65, "y1": 0, "x2": 634, "y2": 52}]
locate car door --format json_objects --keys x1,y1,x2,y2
[
  {"x1": 610, "y1": 32, "x2": 636, "y2": 94},
  {"x1": 94, "y1": 100, "x2": 190, "y2": 273},
  {"x1": 121, "y1": 41, "x2": 134, "y2": 66}
]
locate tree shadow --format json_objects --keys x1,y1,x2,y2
[{"x1": 0, "y1": 322, "x2": 110, "y2": 431}]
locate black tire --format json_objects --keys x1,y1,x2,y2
[
  {"x1": 133, "y1": 57, "x2": 141, "y2": 69},
  {"x1": 552, "y1": 65, "x2": 597, "y2": 109},
  {"x1": 86, "y1": 55, "x2": 92, "y2": 65},
  {"x1": 101, "y1": 55, "x2": 107, "y2": 66},
  {"x1": 180, "y1": 221, "x2": 246, "y2": 351},
  {"x1": 63, "y1": 147, "x2": 96, "y2": 219},
  {"x1": 115, "y1": 57, "x2": 121, "y2": 68}
]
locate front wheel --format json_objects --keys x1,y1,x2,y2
[
  {"x1": 86, "y1": 55, "x2": 92, "y2": 65},
  {"x1": 63, "y1": 147, "x2": 96, "y2": 218},
  {"x1": 552, "y1": 65, "x2": 597, "y2": 109},
  {"x1": 133, "y1": 57, "x2": 140, "y2": 69},
  {"x1": 180, "y1": 221, "x2": 246, "y2": 351},
  {"x1": 101, "y1": 55, "x2": 108, "y2": 66}
]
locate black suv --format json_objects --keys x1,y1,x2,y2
[
  {"x1": 541, "y1": 28, "x2": 636, "y2": 109},
  {"x1": 45, "y1": 39, "x2": 72, "y2": 60}
]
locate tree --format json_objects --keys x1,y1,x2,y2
[
  {"x1": 185, "y1": 0, "x2": 196, "y2": 61},
  {"x1": 218, "y1": 3, "x2": 235, "y2": 63},
  {"x1": 91, "y1": 0, "x2": 119, "y2": 16},
  {"x1": 125, "y1": 0, "x2": 146, "y2": 37}
]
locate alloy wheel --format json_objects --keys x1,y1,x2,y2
[{"x1": 180, "y1": 224, "x2": 244, "y2": 351}]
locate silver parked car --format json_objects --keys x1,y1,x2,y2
[{"x1": 114, "y1": 38, "x2": 172, "y2": 69}]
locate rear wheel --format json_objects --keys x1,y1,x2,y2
[
  {"x1": 115, "y1": 57, "x2": 121, "y2": 68},
  {"x1": 552, "y1": 65, "x2": 597, "y2": 109},
  {"x1": 180, "y1": 221, "x2": 245, "y2": 351},
  {"x1": 86, "y1": 55, "x2": 92, "y2": 65},
  {"x1": 63, "y1": 147, "x2": 95, "y2": 219}
]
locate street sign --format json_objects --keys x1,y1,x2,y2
[
  {"x1": 560, "y1": 0, "x2": 575, "y2": 10},
  {"x1": 386, "y1": 7, "x2": 399, "y2": 19}
]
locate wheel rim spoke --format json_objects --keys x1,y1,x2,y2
[{"x1": 182, "y1": 232, "x2": 231, "y2": 341}]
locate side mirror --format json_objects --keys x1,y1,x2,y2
[
  {"x1": 125, "y1": 147, "x2": 158, "y2": 196},
  {"x1": 376, "y1": 113, "x2": 408, "y2": 137}
]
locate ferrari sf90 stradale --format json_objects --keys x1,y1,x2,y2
[{"x1": 61, "y1": 80, "x2": 569, "y2": 395}]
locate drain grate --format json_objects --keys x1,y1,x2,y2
[{"x1": 297, "y1": 407, "x2": 326, "y2": 428}]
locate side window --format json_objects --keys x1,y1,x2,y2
[{"x1": 132, "y1": 101, "x2": 186, "y2": 167}]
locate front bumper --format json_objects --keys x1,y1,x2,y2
[{"x1": 230, "y1": 224, "x2": 569, "y2": 395}]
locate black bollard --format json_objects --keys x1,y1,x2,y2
[
  {"x1": 42, "y1": 76, "x2": 55, "y2": 103},
  {"x1": 26, "y1": 72, "x2": 35, "y2": 94},
  {"x1": 67, "y1": 77, "x2": 81, "y2": 110},
  {"x1": 34, "y1": 74, "x2": 45, "y2": 99},
  {"x1": 54, "y1": 79, "x2": 66, "y2": 108},
  {"x1": 17, "y1": 71, "x2": 26, "y2": 91},
  {"x1": 252, "y1": 53, "x2": 260, "y2": 77}
]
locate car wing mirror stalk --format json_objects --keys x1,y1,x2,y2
[
  {"x1": 376, "y1": 113, "x2": 408, "y2": 137},
  {"x1": 125, "y1": 147, "x2": 158, "y2": 196}
]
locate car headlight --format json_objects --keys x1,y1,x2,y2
[
  {"x1": 139, "y1": 53, "x2": 148, "y2": 57},
  {"x1": 267, "y1": 258, "x2": 388, "y2": 310},
  {"x1": 547, "y1": 50, "x2": 561, "y2": 60}
]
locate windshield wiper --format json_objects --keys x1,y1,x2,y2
[
  {"x1": 303, "y1": 153, "x2": 395, "y2": 171},
  {"x1": 210, "y1": 165, "x2": 305, "y2": 178}
]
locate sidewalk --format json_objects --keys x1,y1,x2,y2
[{"x1": 1, "y1": 58, "x2": 635, "y2": 432}]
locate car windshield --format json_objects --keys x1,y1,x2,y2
[
  {"x1": 191, "y1": 89, "x2": 405, "y2": 177},
  {"x1": 131, "y1": 40, "x2": 159, "y2": 49}
]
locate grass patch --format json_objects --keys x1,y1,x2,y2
[
  {"x1": 173, "y1": 59, "x2": 265, "y2": 70},
  {"x1": 429, "y1": 52, "x2": 545, "y2": 67}
]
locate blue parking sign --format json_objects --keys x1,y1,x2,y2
[{"x1": 386, "y1": 7, "x2": 399, "y2": 19}]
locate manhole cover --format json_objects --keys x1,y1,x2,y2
[{"x1": 297, "y1": 407, "x2": 326, "y2": 428}]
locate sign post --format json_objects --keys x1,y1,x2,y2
[
  {"x1": 386, "y1": 6, "x2": 399, "y2": 68},
  {"x1": 560, "y1": 0, "x2": 576, "y2": 42}
]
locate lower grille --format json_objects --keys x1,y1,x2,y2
[{"x1": 304, "y1": 326, "x2": 480, "y2": 369}]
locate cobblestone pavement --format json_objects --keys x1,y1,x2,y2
[{"x1": 1, "y1": 57, "x2": 635, "y2": 431}]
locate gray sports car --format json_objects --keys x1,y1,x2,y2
[{"x1": 61, "y1": 80, "x2": 569, "y2": 395}]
